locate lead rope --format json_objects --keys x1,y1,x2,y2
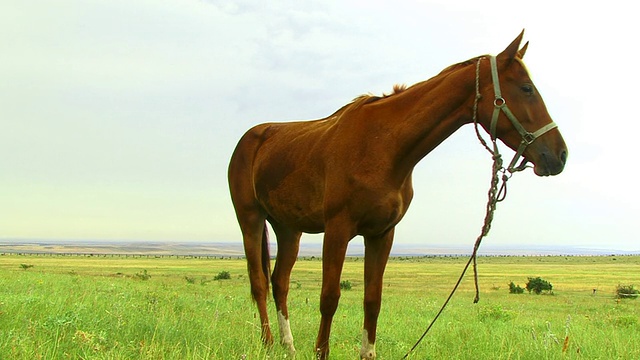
[{"x1": 401, "y1": 57, "x2": 511, "y2": 359}]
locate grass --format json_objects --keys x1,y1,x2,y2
[{"x1": 0, "y1": 254, "x2": 638, "y2": 359}]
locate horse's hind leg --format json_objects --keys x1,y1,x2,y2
[
  {"x1": 229, "y1": 128, "x2": 274, "y2": 346},
  {"x1": 270, "y1": 221, "x2": 301, "y2": 356},
  {"x1": 240, "y1": 214, "x2": 274, "y2": 346}
]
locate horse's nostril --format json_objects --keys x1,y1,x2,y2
[{"x1": 560, "y1": 150, "x2": 568, "y2": 164}]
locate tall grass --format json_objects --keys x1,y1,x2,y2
[{"x1": 0, "y1": 254, "x2": 638, "y2": 359}]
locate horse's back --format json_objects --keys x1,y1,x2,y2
[
  {"x1": 229, "y1": 120, "x2": 334, "y2": 231},
  {"x1": 229, "y1": 119, "x2": 331, "y2": 179}
]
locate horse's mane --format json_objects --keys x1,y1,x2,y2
[
  {"x1": 355, "y1": 84, "x2": 408, "y2": 106},
  {"x1": 438, "y1": 56, "x2": 482, "y2": 75},
  {"x1": 328, "y1": 55, "x2": 486, "y2": 118},
  {"x1": 328, "y1": 84, "x2": 407, "y2": 118}
]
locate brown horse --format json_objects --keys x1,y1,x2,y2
[{"x1": 228, "y1": 31, "x2": 567, "y2": 359}]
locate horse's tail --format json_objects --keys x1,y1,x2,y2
[{"x1": 261, "y1": 221, "x2": 271, "y2": 289}]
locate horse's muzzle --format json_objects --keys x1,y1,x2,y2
[{"x1": 533, "y1": 149, "x2": 567, "y2": 176}]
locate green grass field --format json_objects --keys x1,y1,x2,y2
[{"x1": 1, "y1": 254, "x2": 638, "y2": 359}]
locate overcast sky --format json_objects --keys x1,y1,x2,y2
[{"x1": 1, "y1": 0, "x2": 638, "y2": 253}]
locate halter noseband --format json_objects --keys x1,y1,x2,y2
[{"x1": 487, "y1": 56, "x2": 558, "y2": 172}]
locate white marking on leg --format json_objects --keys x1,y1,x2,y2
[
  {"x1": 277, "y1": 310, "x2": 296, "y2": 355},
  {"x1": 360, "y1": 329, "x2": 376, "y2": 359}
]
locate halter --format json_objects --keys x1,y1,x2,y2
[{"x1": 486, "y1": 56, "x2": 558, "y2": 172}]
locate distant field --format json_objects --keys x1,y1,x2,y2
[
  {"x1": 0, "y1": 241, "x2": 247, "y2": 257},
  {"x1": 3, "y1": 239, "x2": 636, "y2": 257},
  {"x1": 1, "y1": 254, "x2": 638, "y2": 359}
]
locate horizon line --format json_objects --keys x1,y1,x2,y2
[{"x1": 0, "y1": 238, "x2": 638, "y2": 257}]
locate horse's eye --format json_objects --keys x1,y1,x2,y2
[{"x1": 521, "y1": 84, "x2": 534, "y2": 95}]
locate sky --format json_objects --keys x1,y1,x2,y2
[{"x1": 1, "y1": 0, "x2": 638, "y2": 253}]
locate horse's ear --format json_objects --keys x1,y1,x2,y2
[
  {"x1": 518, "y1": 41, "x2": 529, "y2": 59},
  {"x1": 498, "y1": 29, "x2": 525, "y2": 61}
]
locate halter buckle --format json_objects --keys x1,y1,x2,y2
[
  {"x1": 522, "y1": 132, "x2": 536, "y2": 145},
  {"x1": 493, "y1": 97, "x2": 506, "y2": 108}
]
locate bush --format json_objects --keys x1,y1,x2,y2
[
  {"x1": 616, "y1": 284, "x2": 639, "y2": 299},
  {"x1": 20, "y1": 264, "x2": 34, "y2": 270},
  {"x1": 214, "y1": 271, "x2": 231, "y2": 280},
  {"x1": 508, "y1": 281, "x2": 524, "y2": 294},
  {"x1": 526, "y1": 277, "x2": 553, "y2": 294},
  {"x1": 134, "y1": 269, "x2": 151, "y2": 281},
  {"x1": 340, "y1": 280, "x2": 352, "y2": 290},
  {"x1": 184, "y1": 276, "x2": 196, "y2": 284}
]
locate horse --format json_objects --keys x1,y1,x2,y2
[{"x1": 228, "y1": 30, "x2": 567, "y2": 359}]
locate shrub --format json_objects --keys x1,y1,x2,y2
[
  {"x1": 184, "y1": 276, "x2": 196, "y2": 284},
  {"x1": 214, "y1": 271, "x2": 231, "y2": 280},
  {"x1": 615, "y1": 284, "x2": 639, "y2": 299},
  {"x1": 135, "y1": 269, "x2": 151, "y2": 281},
  {"x1": 340, "y1": 280, "x2": 352, "y2": 290},
  {"x1": 526, "y1": 277, "x2": 553, "y2": 294},
  {"x1": 508, "y1": 281, "x2": 524, "y2": 294},
  {"x1": 20, "y1": 264, "x2": 34, "y2": 270}
]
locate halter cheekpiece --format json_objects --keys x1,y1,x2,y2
[{"x1": 486, "y1": 55, "x2": 558, "y2": 172}]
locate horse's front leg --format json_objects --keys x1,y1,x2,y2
[
  {"x1": 361, "y1": 228, "x2": 395, "y2": 360},
  {"x1": 315, "y1": 220, "x2": 352, "y2": 360}
]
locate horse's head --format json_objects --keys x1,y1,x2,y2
[{"x1": 477, "y1": 31, "x2": 568, "y2": 176}]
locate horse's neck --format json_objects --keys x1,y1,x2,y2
[{"x1": 375, "y1": 66, "x2": 476, "y2": 179}]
